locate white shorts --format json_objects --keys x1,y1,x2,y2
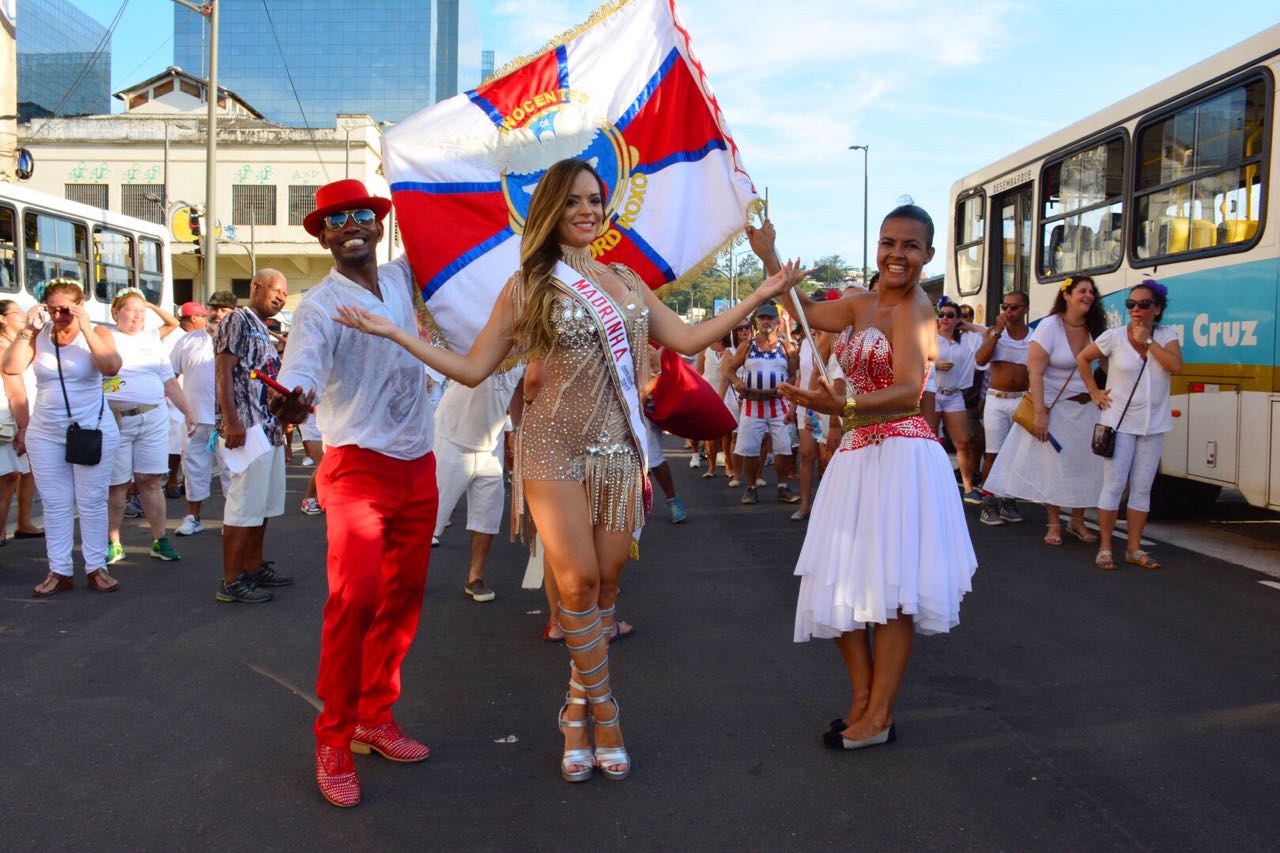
[
  {"x1": 0, "y1": 440, "x2": 30, "y2": 476},
  {"x1": 434, "y1": 438, "x2": 504, "y2": 536},
  {"x1": 735, "y1": 413, "x2": 792, "y2": 457},
  {"x1": 934, "y1": 390, "x2": 967, "y2": 413},
  {"x1": 110, "y1": 405, "x2": 171, "y2": 485},
  {"x1": 182, "y1": 423, "x2": 229, "y2": 502},
  {"x1": 300, "y1": 412, "x2": 322, "y2": 444},
  {"x1": 644, "y1": 418, "x2": 665, "y2": 468},
  {"x1": 167, "y1": 403, "x2": 185, "y2": 454},
  {"x1": 983, "y1": 393, "x2": 1023, "y2": 454},
  {"x1": 224, "y1": 443, "x2": 286, "y2": 527}
]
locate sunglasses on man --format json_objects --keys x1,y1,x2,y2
[
  {"x1": 323, "y1": 208, "x2": 377, "y2": 231},
  {"x1": 938, "y1": 311, "x2": 958, "y2": 320},
  {"x1": 999, "y1": 302, "x2": 1024, "y2": 311},
  {"x1": 1125, "y1": 298, "x2": 1156, "y2": 310}
]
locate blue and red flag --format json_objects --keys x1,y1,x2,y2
[{"x1": 382, "y1": 0, "x2": 759, "y2": 351}]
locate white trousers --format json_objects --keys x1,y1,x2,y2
[
  {"x1": 433, "y1": 438, "x2": 504, "y2": 537},
  {"x1": 1099, "y1": 432, "x2": 1164, "y2": 513},
  {"x1": 182, "y1": 423, "x2": 229, "y2": 503},
  {"x1": 26, "y1": 423, "x2": 120, "y2": 576}
]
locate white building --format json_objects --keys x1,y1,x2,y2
[{"x1": 17, "y1": 67, "x2": 399, "y2": 307}]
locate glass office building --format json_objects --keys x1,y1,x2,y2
[
  {"x1": 16, "y1": 0, "x2": 111, "y2": 121},
  {"x1": 174, "y1": 0, "x2": 481, "y2": 127}
]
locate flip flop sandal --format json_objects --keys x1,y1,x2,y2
[
  {"x1": 1125, "y1": 550, "x2": 1162, "y2": 569},
  {"x1": 1044, "y1": 525, "x2": 1063, "y2": 546},
  {"x1": 1065, "y1": 524, "x2": 1098, "y2": 544},
  {"x1": 1094, "y1": 550, "x2": 1117, "y2": 571},
  {"x1": 540, "y1": 620, "x2": 565, "y2": 644},
  {"x1": 702, "y1": 471, "x2": 714, "y2": 479},
  {"x1": 610, "y1": 621, "x2": 635, "y2": 642}
]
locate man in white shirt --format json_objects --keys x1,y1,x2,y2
[
  {"x1": 162, "y1": 307, "x2": 190, "y2": 499},
  {"x1": 273, "y1": 179, "x2": 438, "y2": 809},
  {"x1": 432, "y1": 367, "x2": 523, "y2": 602},
  {"x1": 169, "y1": 292, "x2": 234, "y2": 535}
]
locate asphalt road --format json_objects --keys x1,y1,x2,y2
[{"x1": 1, "y1": 445, "x2": 1277, "y2": 852}]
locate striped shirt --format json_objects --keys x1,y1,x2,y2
[{"x1": 742, "y1": 338, "x2": 790, "y2": 419}]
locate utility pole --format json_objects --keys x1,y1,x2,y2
[
  {"x1": 175, "y1": 0, "x2": 218, "y2": 300},
  {"x1": 849, "y1": 144, "x2": 869, "y2": 280}
]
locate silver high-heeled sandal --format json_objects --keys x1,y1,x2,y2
[
  {"x1": 591, "y1": 692, "x2": 630, "y2": 781},
  {"x1": 558, "y1": 690, "x2": 594, "y2": 783}
]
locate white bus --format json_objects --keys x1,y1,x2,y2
[
  {"x1": 0, "y1": 181, "x2": 173, "y2": 324},
  {"x1": 945, "y1": 25, "x2": 1280, "y2": 513}
]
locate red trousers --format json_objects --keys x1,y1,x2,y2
[{"x1": 313, "y1": 445, "x2": 438, "y2": 749}]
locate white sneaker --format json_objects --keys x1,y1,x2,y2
[
  {"x1": 688, "y1": 454, "x2": 701, "y2": 469},
  {"x1": 300, "y1": 457, "x2": 315, "y2": 467},
  {"x1": 755, "y1": 477, "x2": 767, "y2": 487},
  {"x1": 176, "y1": 514, "x2": 204, "y2": 536}
]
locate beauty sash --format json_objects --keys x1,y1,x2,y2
[{"x1": 547, "y1": 261, "x2": 649, "y2": 476}]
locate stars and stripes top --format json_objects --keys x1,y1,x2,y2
[{"x1": 742, "y1": 339, "x2": 791, "y2": 419}]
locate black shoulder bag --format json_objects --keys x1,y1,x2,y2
[
  {"x1": 1091, "y1": 353, "x2": 1147, "y2": 458},
  {"x1": 54, "y1": 333, "x2": 105, "y2": 465}
]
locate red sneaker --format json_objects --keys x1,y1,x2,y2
[
  {"x1": 315, "y1": 744, "x2": 361, "y2": 807},
  {"x1": 350, "y1": 720, "x2": 431, "y2": 763}
]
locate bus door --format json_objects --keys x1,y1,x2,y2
[{"x1": 991, "y1": 185, "x2": 1033, "y2": 322}]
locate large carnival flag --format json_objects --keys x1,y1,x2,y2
[{"x1": 382, "y1": 0, "x2": 758, "y2": 351}]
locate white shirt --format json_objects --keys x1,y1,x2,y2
[
  {"x1": 435, "y1": 366, "x2": 523, "y2": 452},
  {"x1": 935, "y1": 334, "x2": 978, "y2": 392},
  {"x1": 1030, "y1": 315, "x2": 1090, "y2": 404},
  {"x1": 1094, "y1": 326, "x2": 1177, "y2": 435},
  {"x1": 107, "y1": 330, "x2": 174, "y2": 406},
  {"x1": 278, "y1": 255, "x2": 436, "y2": 461},
  {"x1": 169, "y1": 328, "x2": 217, "y2": 424}
]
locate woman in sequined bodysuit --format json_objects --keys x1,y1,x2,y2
[{"x1": 335, "y1": 158, "x2": 802, "y2": 782}]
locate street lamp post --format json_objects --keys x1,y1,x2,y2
[{"x1": 849, "y1": 144, "x2": 869, "y2": 282}]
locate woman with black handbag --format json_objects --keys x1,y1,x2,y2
[
  {"x1": 1076, "y1": 281, "x2": 1182, "y2": 570},
  {"x1": 2, "y1": 279, "x2": 122, "y2": 595}
]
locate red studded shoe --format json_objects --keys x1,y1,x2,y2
[
  {"x1": 350, "y1": 720, "x2": 431, "y2": 763},
  {"x1": 315, "y1": 744, "x2": 361, "y2": 808}
]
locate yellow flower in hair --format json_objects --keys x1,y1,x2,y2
[{"x1": 1060, "y1": 277, "x2": 1073, "y2": 293}]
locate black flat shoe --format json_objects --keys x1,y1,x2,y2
[
  {"x1": 823, "y1": 723, "x2": 896, "y2": 751},
  {"x1": 828, "y1": 718, "x2": 846, "y2": 733},
  {"x1": 13, "y1": 529, "x2": 45, "y2": 539}
]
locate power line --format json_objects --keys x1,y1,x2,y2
[
  {"x1": 27, "y1": 0, "x2": 130, "y2": 139},
  {"x1": 260, "y1": 0, "x2": 329, "y2": 180},
  {"x1": 118, "y1": 32, "x2": 174, "y2": 86}
]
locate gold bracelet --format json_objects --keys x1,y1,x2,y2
[
  {"x1": 841, "y1": 396, "x2": 857, "y2": 419},
  {"x1": 16, "y1": 331, "x2": 32, "y2": 341}
]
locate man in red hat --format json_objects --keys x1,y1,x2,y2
[{"x1": 272, "y1": 179, "x2": 439, "y2": 808}]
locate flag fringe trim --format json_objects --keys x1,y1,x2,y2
[{"x1": 484, "y1": 0, "x2": 637, "y2": 85}]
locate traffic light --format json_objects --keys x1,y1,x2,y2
[{"x1": 188, "y1": 210, "x2": 202, "y2": 238}]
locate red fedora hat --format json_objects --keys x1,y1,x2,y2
[{"x1": 303, "y1": 179, "x2": 393, "y2": 237}]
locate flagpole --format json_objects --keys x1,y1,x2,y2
[{"x1": 757, "y1": 190, "x2": 831, "y2": 385}]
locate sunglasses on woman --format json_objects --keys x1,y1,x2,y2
[
  {"x1": 1125, "y1": 298, "x2": 1156, "y2": 310},
  {"x1": 323, "y1": 208, "x2": 377, "y2": 230}
]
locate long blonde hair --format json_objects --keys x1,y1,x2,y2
[{"x1": 512, "y1": 158, "x2": 607, "y2": 357}]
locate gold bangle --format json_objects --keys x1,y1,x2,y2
[
  {"x1": 841, "y1": 396, "x2": 857, "y2": 419},
  {"x1": 16, "y1": 331, "x2": 33, "y2": 341}
]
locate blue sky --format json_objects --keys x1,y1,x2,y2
[{"x1": 72, "y1": 0, "x2": 1278, "y2": 275}]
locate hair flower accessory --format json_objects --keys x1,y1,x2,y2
[{"x1": 1059, "y1": 277, "x2": 1073, "y2": 293}]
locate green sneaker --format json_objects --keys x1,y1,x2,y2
[
  {"x1": 106, "y1": 540, "x2": 125, "y2": 565},
  {"x1": 150, "y1": 537, "x2": 181, "y2": 561}
]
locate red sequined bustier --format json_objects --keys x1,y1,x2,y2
[{"x1": 835, "y1": 327, "x2": 937, "y2": 451}]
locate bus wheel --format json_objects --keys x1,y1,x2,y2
[{"x1": 1149, "y1": 474, "x2": 1221, "y2": 518}]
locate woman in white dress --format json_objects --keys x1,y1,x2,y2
[
  {"x1": 767, "y1": 205, "x2": 977, "y2": 750},
  {"x1": 694, "y1": 334, "x2": 733, "y2": 478},
  {"x1": 1076, "y1": 280, "x2": 1182, "y2": 569},
  {"x1": 984, "y1": 275, "x2": 1106, "y2": 546}
]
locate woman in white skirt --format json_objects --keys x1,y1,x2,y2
[
  {"x1": 769, "y1": 204, "x2": 977, "y2": 750},
  {"x1": 104, "y1": 289, "x2": 195, "y2": 564},
  {"x1": 984, "y1": 275, "x2": 1106, "y2": 546}
]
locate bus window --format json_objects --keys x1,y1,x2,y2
[
  {"x1": 138, "y1": 238, "x2": 163, "y2": 305},
  {"x1": 1039, "y1": 136, "x2": 1124, "y2": 278},
  {"x1": 0, "y1": 205, "x2": 17, "y2": 293},
  {"x1": 1134, "y1": 76, "x2": 1267, "y2": 260},
  {"x1": 994, "y1": 185, "x2": 1032, "y2": 305},
  {"x1": 93, "y1": 227, "x2": 134, "y2": 305},
  {"x1": 954, "y1": 192, "x2": 984, "y2": 295},
  {"x1": 23, "y1": 210, "x2": 89, "y2": 300}
]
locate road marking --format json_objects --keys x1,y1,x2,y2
[
  {"x1": 1081, "y1": 520, "x2": 1155, "y2": 547},
  {"x1": 1259, "y1": 581, "x2": 1280, "y2": 592},
  {"x1": 246, "y1": 663, "x2": 323, "y2": 712}
]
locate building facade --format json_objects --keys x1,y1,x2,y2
[
  {"x1": 174, "y1": 0, "x2": 481, "y2": 128},
  {"x1": 17, "y1": 68, "x2": 399, "y2": 309},
  {"x1": 15, "y1": 0, "x2": 111, "y2": 122}
]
